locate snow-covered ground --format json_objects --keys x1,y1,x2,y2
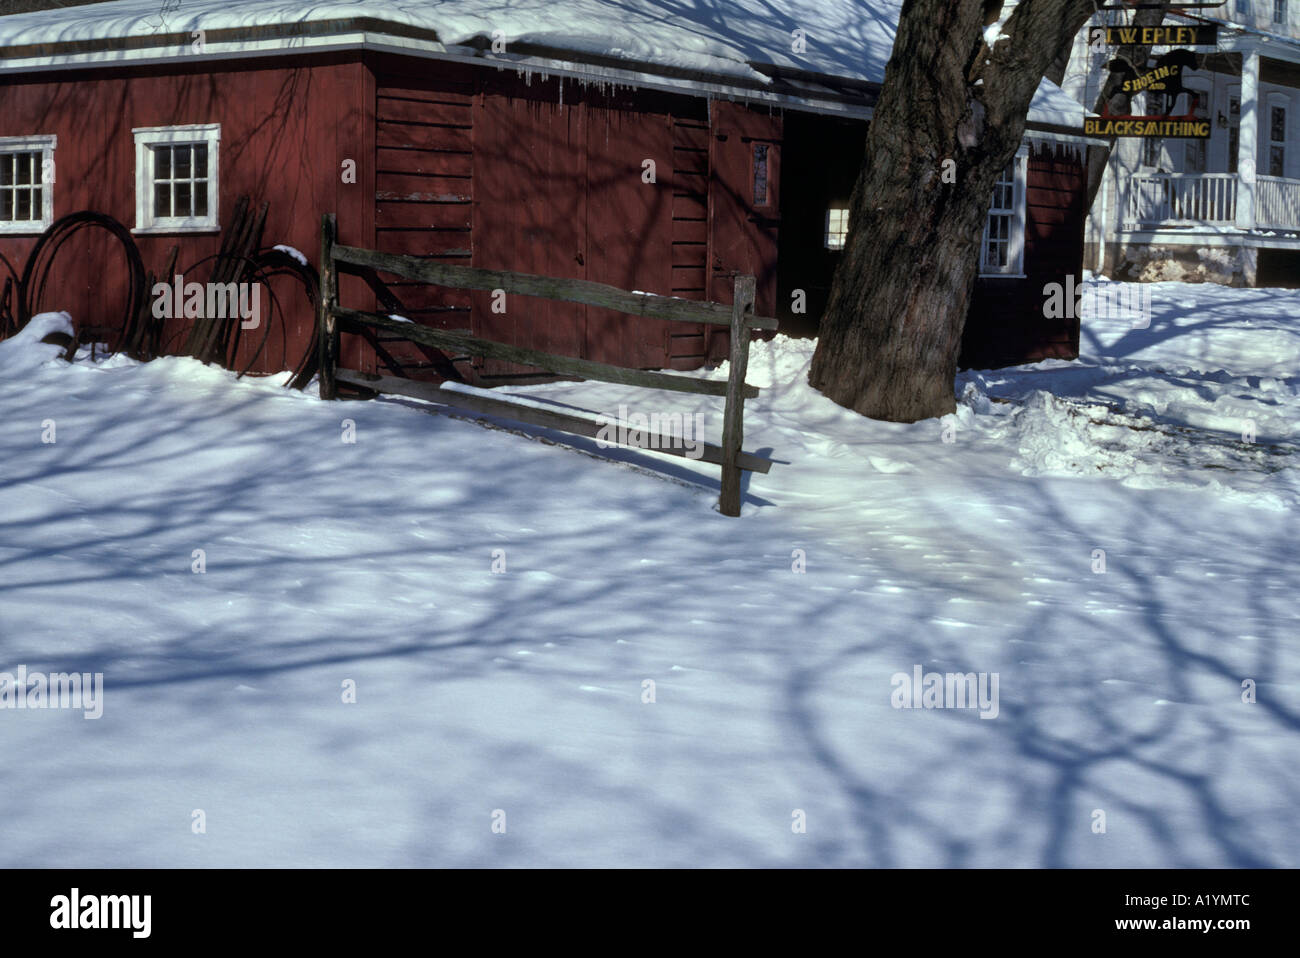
[{"x1": 1, "y1": 280, "x2": 1297, "y2": 867}]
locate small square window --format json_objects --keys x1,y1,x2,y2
[
  {"x1": 0, "y1": 135, "x2": 56, "y2": 234},
  {"x1": 133, "y1": 124, "x2": 220, "y2": 233},
  {"x1": 825, "y1": 206, "x2": 849, "y2": 250}
]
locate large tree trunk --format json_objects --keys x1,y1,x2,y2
[{"x1": 809, "y1": 0, "x2": 1096, "y2": 422}]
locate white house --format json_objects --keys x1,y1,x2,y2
[{"x1": 1062, "y1": 0, "x2": 1300, "y2": 285}]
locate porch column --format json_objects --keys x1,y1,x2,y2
[{"x1": 1235, "y1": 48, "x2": 1260, "y2": 230}]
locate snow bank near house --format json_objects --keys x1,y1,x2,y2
[
  {"x1": 0, "y1": 311, "x2": 73, "y2": 374},
  {"x1": 676, "y1": 274, "x2": 1300, "y2": 514},
  {"x1": 737, "y1": 332, "x2": 1300, "y2": 513},
  {"x1": 956, "y1": 279, "x2": 1300, "y2": 512},
  {"x1": 1007, "y1": 389, "x2": 1298, "y2": 511}
]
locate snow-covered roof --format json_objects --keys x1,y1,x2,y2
[{"x1": 0, "y1": 0, "x2": 1085, "y2": 127}]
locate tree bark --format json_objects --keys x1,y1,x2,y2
[
  {"x1": 809, "y1": 0, "x2": 1097, "y2": 423},
  {"x1": 1043, "y1": 26, "x2": 1076, "y2": 89}
]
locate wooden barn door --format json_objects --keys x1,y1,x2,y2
[
  {"x1": 583, "y1": 92, "x2": 673, "y2": 369},
  {"x1": 371, "y1": 66, "x2": 476, "y2": 381},
  {"x1": 708, "y1": 101, "x2": 781, "y2": 359},
  {"x1": 471, "y1": 76, "x2": 589, "y2": 379},
  {"x1": 470, "y1": 81, "x2": 675, "y2": 376}
]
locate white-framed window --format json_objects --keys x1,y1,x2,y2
[
  {"x1": 1267, "y1": 95, "x2": 1288, "y2": 177},
  {"x1": 824, "y1": 205, "x2": 849, "y2": 250},
  {"x1": 133, "y1": 124, "x2": 220, "y2": 233},
  {"x1": 979, "y1": 146, "x2": 1027, "y2": 277},
  {"x1": 1235, "y1": 0, "x2": 1251, "y2": 15},
  {"x1": 0, "y1": 134, "x2": 56, "y2": 234},
  {"x1": 1274, "y1": 0, "x2": 1287, "y2": 25}
]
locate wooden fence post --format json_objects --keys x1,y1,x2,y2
[
  {"x1": 719, "y1": 274, "x2": 756, "y2": 517},
  {"x1": 317, "y1": 213, "x2": 339, "y2": 400}
]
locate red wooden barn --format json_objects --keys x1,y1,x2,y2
[{"x1": 0, "y1": 0, "x2": 1093, "y2": 379}]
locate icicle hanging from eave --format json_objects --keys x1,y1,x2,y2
[{"x1": 1026, "y1": 134, "x2": 1086, "y2": 165}]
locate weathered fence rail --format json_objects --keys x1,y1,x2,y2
[{"x1": 315, "y1": 213, "x2": 775, "y2": 516}]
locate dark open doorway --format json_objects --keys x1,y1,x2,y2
[{"x1": 775, "y1": 110, "x2": 867, "y2": 338}]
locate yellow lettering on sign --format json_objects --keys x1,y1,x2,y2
[
  {"x1": 1083, "y1": 118, "x2": 1210, "y2": 138},
  {"x1": 1104, "y1": 26, "x2": 1213, "y2": 46}
]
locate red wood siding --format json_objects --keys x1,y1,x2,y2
[
  {"x1": 1, "y1": 51, "x2": 789, "y2": 380},
  {"x1": 462, "y1": 71, "x2": 732, "y2": 378},
  {"x1": 961, "y1": 141, "x2": 1085, "y2": 370},
  {"x1": 470, "y1": 73, "x2": 591, "y2": 378},
  {"x1": 582, "y1": 86, "x2": 673, "y2": 369},
  {"x1": 368, "y1": 61, "x2": 475, "y2": 380},
  {"x1": 0, "y1": 54, "x2": 372, "y2": 375}
]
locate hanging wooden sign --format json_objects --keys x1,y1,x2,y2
[
  {"x1": 1111, "y1": 49, "x2": 1198, "y2": 94},
  {"x1": 1093, "y1": 24, "x2": 1218, "y2": 46},
  {"x1": 1083, "y1": 114, "x2": 1211, "y2": 137}
]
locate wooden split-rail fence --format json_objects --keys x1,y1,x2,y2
[{"x1": 315, "y1": 213, "x2": 775, "y2": 516}]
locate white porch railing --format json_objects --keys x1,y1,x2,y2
[
  {"x1": 1123, "y1": 173, "x2": 1238, "y2": 229},
  {"x1": 1124, "y1": 172, "x2": 1300, "y2": 231},
  {"x1": 1255, "y1": 176, "x2": 1300, "y2": 231}
]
